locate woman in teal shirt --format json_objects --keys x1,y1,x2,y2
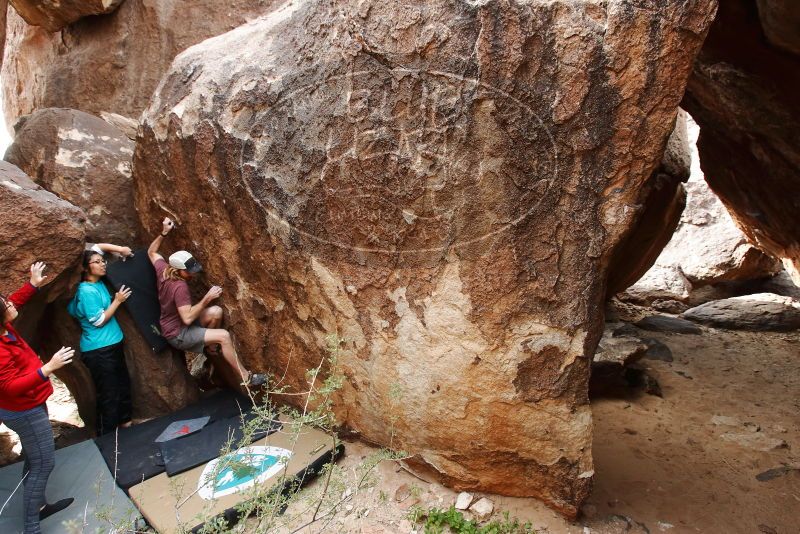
[{"x1": 68, "y1": 244, "x2": 133, "y2": 435}]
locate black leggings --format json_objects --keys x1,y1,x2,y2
[
  {"x1": 5, "y1": 405, "x2": 54, "y2": 534},
  {"x1": 81, "y1": 342, "x2": 132, "y2": 435}
]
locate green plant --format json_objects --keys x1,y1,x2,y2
[{"x1": 410, "y1": 506, "x2": 536, "y2": 534}]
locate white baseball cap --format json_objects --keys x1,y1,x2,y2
[{"x1": 168, "y1": 250, "x2": 203, "y2": 273}]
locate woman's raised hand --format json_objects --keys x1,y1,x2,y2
[
  {"x1": 114, "y1": 285, "x2": 132, "y2": 304},
  {"x1": 29, "y1": 262, "x2": 47, "y2": 288},
  {"x1": 43, "y1": 346, "x2": 75, "y2": 376},
  {"x1": 118, "y1": 246, "x2": 134, "y2": 258},
  {"x1": 162, "y1": 217, "x2": 175, "y2": 234}
]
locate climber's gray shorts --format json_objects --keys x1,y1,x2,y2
[{"x1": 167, "y1": 324, "x2": 207, "y2": 353}]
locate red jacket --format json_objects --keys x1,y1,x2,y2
[{"x1": 0, "y1": 282, "x2": 52, "y2": 411}]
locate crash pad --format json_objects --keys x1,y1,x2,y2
[
  {"x1": 104, "y1": 248, "x2": 168, "y2": 352},
  {"x1": 95, "y1": 389, "x2": 250, "y2": 489},
  {"x1": 160, "y1": 411, "x2": 282, "y2": 476},
  {"x1": 0, "y1": 439, "x2": 141, "y2": 533},
  {"x1": 129, "y1": 417, "x2": 343, "y2": 533}
]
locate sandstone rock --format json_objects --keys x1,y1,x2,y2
[
  {"x1": 605, "y1": 112, "x2": 689, "y2": 297},
  {"x1": 0, "y1": 161, "x2": 90, "y2": 422},
  {"x1": 759, "y1": 270, "x2": 800, "y2": 300},
  {"x1": 682, "y1": 293, "x2": 800, "y2": 332},
  {"x1": 635, "y1": 315, "x2": 702, "y2": 335},
  {"x1": 454, "y1": 492, "x2": 473, "y2": 511},
  {"x1": 593, "y1": 330, "x2": 648, "y2": 368},
  {"x1": 682, "y1": 0, "x2": 800, "y2": 289},
  {"x1": 653, "y1": 116, "x2": 779, "y2": 285},
  {"x1": 756, "y1": 0, "x2": 800, "y2": 56},
  {"x1": 0, "y1": 160, "x2": 85, "y2": 302},
  {"x1": 621, "y1": 265, "x2": 692, "y2": 304},
  {"x1": 469, "y1": 497, "x2": 494, "y2": 521},
  {"x1": 132, "y1": 0, "x2": 716, "y2": 517},
  {"x1": 8, "y1": 0, "x2": 124, "y2": 32},
  {"x1": 1, "y1": 0, "x2": 278, "y2": 129},
  {"x1": 621, "y1": 114, "x2": 780, "y2": 301},
  {"x1": 641, "y1": 338, "x2": 673, "y2": 363},
  {"x1": 5, "y1": 108, "x2": 137, "y2": 244},
  {"x1": 100, "y1": 111, "x2": 139, "y2": 141},
  {"x1": 650, "y1": 299, "x2": 688, "y2": 314},
  {"x1": 0, "y1": 0, "x2": 7, "y2": 70}
]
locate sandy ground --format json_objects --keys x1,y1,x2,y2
[{"x1": 1, "y1": 310, "x2": 797, "y2": 533}]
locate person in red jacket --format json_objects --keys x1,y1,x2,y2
[{"x1": 0, "y1": 262, "x2": 76, "y2": 534}]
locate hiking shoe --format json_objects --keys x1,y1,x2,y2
[{"x1": 245, "y1": 373, "x2": 268, "y2": 388}]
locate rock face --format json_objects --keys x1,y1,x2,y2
[
  {"x1": 5, "y1": 108, "x2": 137, "y2": 244},
  {"x1": 620, "y1": 114, "x2": 780, "y2": 303},
  {"x1": 605, "y1": 112, "x2": 690, "y2": 296},
  {"x1": 756, "y1": 0, "x2": 800, "y2": 55},
  {"x1": 682, "y1": 0, "x2": 800, "y2": 287},
  {"x1": 133, "y1": 0, "x2": 716, "y2": 517},
  {"x1": 682, "y1": 293, "x2": 800, "y2": 332},
  {"x1": 0, "y1": 160, "x2": 85, "y2": 300},
  {"x1": 1, "y1": 0, "x2": 278, "y2": 129},
  {"x1": 0, "y1": 161, "x2": 92, "y2": 422},
  {"x1": 8, "y1": 0, "x2": 125, "y2": 32}
]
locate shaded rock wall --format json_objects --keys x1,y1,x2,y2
[
  {"x1": 133, "y1": 0, "x2": 716, "y2": 517},
  {"x1": 6, "y1": 108, "x2": 138, "y2": 243},
  {"x1": 682, "y1": 0, "x2": 800, "y2": 286},
  {"x1": 1, "y1": 0, "x2": 279, "y2": 130}
]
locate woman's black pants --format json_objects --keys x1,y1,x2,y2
[{"x1": 80, "y1": 341, "x2": 132, "y2": 435}]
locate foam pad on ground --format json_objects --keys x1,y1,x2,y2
[
  {"x1": 95, "y1": 389, "x2": 251, "y2": 489},
  {"x1": 159, "y1": 411, "x2": 282, "y2": 476},
  {"x1": 0, "y1": 439, "x2": 142, "y2": 533},
  {"x1": 129, "y1": 417, "x2": 344, "y2": 533},
  {"x1": 104, "y1": 248, "x2": 168, "y2": 352}
]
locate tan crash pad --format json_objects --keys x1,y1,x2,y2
[{"x1": 128, "y1": 417, "x2": 340, "y2": 533}]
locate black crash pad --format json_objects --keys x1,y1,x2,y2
[
  {"x1": 105, "y1": 248, "x2": 168, "y2": 352},
  {"x1": 159, "y1": 412, "x2": 282, "y2": 477},
  {"x1": 95, "y1": 389, "x2": 251, "y2": 490}
]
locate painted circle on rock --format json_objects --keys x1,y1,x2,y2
[
  {"x1": 237, "y1": 66, "x2": 558, "y2": 259},
  {"x1": 197, "y1": 446, "x2": 291, "y2": 500}
]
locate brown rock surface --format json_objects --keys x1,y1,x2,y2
[
  {"x1": 0, "y1": 160, "x2": 90, "y2": 423},
  {"x1": 0, "y1": 160, "x2": 85, "y2": 301},
  {"x1": 621, "y1": 114, "x2": 780, "y2": 303},
  {"x1": 5, "y1": 108, "x2": 138, "y2": 244},
  {"x1": 1, "y1": 0, "x2": 278, "y2": 129},
  {"x1": 0, "y1": 0, "x2": 7, "y2": 70},
  {"x1": 605, "y1": 111, "x2": 690, "y2": 296},
  {"x1": 682, "y1": 0, "x2": 800, "y2": 287},
  {"x1": 133, "y1": 0, "x2": 716, "y2": 517},
  {"x1": 756, "y1": 0, "x2": 800, "y2": 55},
  {"x1": 8, "y1": 0, "x2": 124, "y2": 32}
]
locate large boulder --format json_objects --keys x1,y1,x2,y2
[
  {"x1": 8, "y1": 0, "x2": 124, "y2": 32},
  {"x1": 1, "y1": 0, "x2": 279, "y2": 129},
  {"x1": 132, "y1": 0, "x2": 716, "y2": 517},
  {"x1": 0, "y1": 161, "x2": 92, "y2": 424},
  {"x1": 682, "y1": 0, "x2": 800, "y2": 287},
  {"x1": 0, "y1": 160, "x2": 85, "y2": 301},
  {"x1": 5, "y1": 108, "x2": 138, "y2": 244},
  {"x1": 682, "y1": 293, "x2": 800, "y2": 332}
]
